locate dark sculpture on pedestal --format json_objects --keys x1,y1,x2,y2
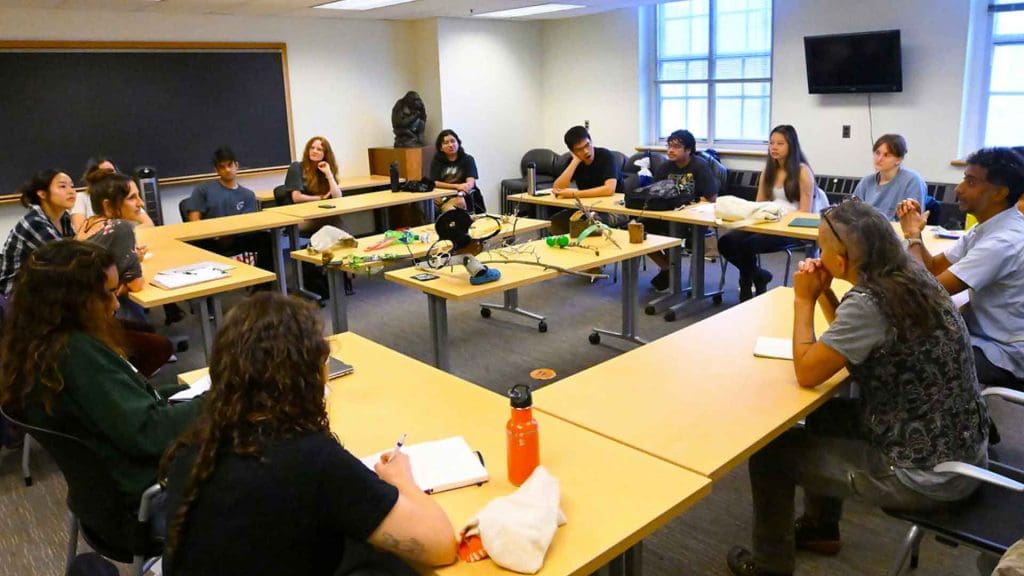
[{"x1": 391, "y1": 91, "x2": 427, "y2": 148}]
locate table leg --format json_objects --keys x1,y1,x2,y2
[
  {"x1": 271, "y1": 227, "x2": 287, "y2": 295},
  {"x1": 427, "y1": 294, "x2": 450, "y2": 371},
  {"x1": 479, "y1": 288, "x2": 548, "y2": 332},
  {"x1": 645, "y1": 221, "x2": 688, "y2": 315},
  {"x1": 624, "y1": 541, "x2": 643, "y2": 576},
  {"x1": 380, "y1": 206, "x2": 391, "y2": 232},
  {"x1": 591, "y1": 256, "x2": 647, "y2": 347},
  {"x1": 663, "y1": 224, "x2": 724, "y2": 321},
  {"x1": 424, "y1": 198, "x2": 436, "y2": 223},
  {"x1": 326, "y1": 267, "x2": 349, "y2": 333},
  {"x1": 197, "y1": 297, "x2": 214, "y2": 358},
  {"x1": 290, "y1": 224, "x2": 324, "y2": 302}
]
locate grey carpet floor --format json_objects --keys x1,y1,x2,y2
[{"x1": 1, "y1": 251, "x2": 1018, "y2": 575}]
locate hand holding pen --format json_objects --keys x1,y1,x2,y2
[
  {"x1": 374, "y1": 433, "x2": 418, "y2": 490},
  {"x1": 384, "y1": 433, "x2": 407, "y2": 466}
]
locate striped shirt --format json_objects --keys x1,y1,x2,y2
[{"x1": 0, "y1": 206, "x2": 74, "y2": 295}]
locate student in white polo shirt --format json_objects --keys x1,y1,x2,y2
[{"x1": 897, "y1": 147, "x2": 1024, "y2": 390}]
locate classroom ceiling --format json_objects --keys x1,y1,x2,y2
[{"x1": 0, "y1": 0, "x2": 662, "y2": 20}]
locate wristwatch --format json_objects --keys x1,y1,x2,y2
[{"x1": 902, "y1": 237, "x2": 924, "y2": 249}]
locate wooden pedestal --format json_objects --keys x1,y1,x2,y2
[
  {"x1": 367, "y1": 146, "x2": 435, "y2": 229},
  {"x1": 368, "y1": 146, "x2": 435, "y2": 180}
]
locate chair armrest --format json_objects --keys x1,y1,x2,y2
[
  {"x1": 138, "y1": 483, "x2": 164, "y2": 523},
  {"x1": 982, "y1": 387, "x2": 1024, "y2": 407},
  {"x1": 933, "y1": 461, "x2": 1024, "y2": 492}
]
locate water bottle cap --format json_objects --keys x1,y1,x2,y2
[{"x1": 509, "y1": 384, "x2": 532, "y2": 408}]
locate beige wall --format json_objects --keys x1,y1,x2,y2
[{"x1": 436, "y1": 17, "x2": 544, "y2": 209}]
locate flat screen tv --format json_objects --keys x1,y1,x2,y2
[{"x1": 804, "y1": 30, "x2": 902, "y2": 94}]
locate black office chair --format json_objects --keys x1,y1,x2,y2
[
  {"x1": 884, "y1": 387, "x2": 1024, "y2": 576},
  {"x1": 0, "y1": 407, "x2": 163, "y2": 576}
]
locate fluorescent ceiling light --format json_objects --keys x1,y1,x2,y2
[
  {"x1": 314, "y1": 0, "x2": 416, "y2": 10},
  {"x1": 473, "y1": 3, "x2": 585, "y2": 18}
]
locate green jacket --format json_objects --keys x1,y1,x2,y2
[{"x1": 25, "y1": 332, "x2": 202, "y2": 505}]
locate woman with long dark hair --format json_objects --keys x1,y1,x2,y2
[
  {"x1": 726, "y1": 200, "x2": 989, "y2": 576},
  {"x1": 429, "y1": 129, "x2": 486, "y2": 213},
  {"x1": 719, "y1": 125, "x2": 826, "y2": 300},
  {"x1": 0, "y1": 240, "x2": 202, "y2": 546},
  {"x1": 0, "y1": 169, "x2": 77, "y2": 295},
  {"x1": 160, "y1": 293, "x2": 456, "y2": 575}
]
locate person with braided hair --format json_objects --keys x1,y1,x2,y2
[
  {"x1": 0, "y1": 240, "x2": 202, "y2": 547},
  {"x1": 160, "y1": 293, "x2": 456, "y2": 575}
]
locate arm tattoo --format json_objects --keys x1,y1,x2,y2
[{"x1": 381, "y1": 532, "x2": 426, "y2": 559}]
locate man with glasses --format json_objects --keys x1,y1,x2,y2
[
  {"x1": 645, "y1": 129, "x2": 721, "y2": 291},
  {"x1": 553, "y1": 125, "x2": 621, "y2": 199},
  {"x1": 897, "y1": 147, "x2": 1024, "y2": 391}
]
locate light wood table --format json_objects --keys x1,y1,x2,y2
[
  {"x1": 508, "y1": 193, "x2": 721, "y2": 320},
  {"x1": 138, "y1": 211, "x2": 305, "y2": 294},
  {"x1": 535, "y1": 286, "x2": 849, "y2": 481},
  {"x1": 290, "y1": 216, "x2": 550, "y2": 333},
  {"x1": 254, "y1": 174, "x2": 396, "y2": 205},
  {"x1": 265, "y1": 188, "x2": 450, "y2": 222},
  {"x1": 130, "y1": 236, "x2": 276, "y2": 356},
  {"x1": 179, "y1": 332, "x2": 712, "y2": 576},
  {"x1": 385, "y1": 229, "x2": 680, "y2": 370}
]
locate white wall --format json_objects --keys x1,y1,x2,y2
[
  {"x1": 436, "y1": 17, "x2": 544, "y2": 209},
  {"x1": 401, "y1": 19, "x2": 445, "y2": 140},
  {"x1": 541, "y1": 9, "x2": 643, "y2": 156},
  {"x1": 0, "y1": 6, "x2": 414, "y2": 230},
  {"x1": 772, "y1": 0, "x2": 970, "y2": 183}
]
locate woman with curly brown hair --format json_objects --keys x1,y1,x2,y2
[
  {"x1": 160, "y1": 293, "x2": 456, "y2": 575},
  {"x1": 0, "y1": 240, "x2": 202, "y2": 545}
]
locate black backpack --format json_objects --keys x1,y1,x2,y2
[{"x1": 624, "y1": 176, "x2": 695, "y2": 211}]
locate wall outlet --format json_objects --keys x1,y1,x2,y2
[{"x1": 842, "y1": 125, "x2": 851, "y2": 138}]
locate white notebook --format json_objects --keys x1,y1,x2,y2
[
  {"x1": 753, "y1": 337, "x2": 794, "y2": 360},
  {"x1": 152, "y1": 261, "x2": 232, "y2": 290},
  {"x1": 361, "y1": 436, "x2": 489, "y2": 495}
]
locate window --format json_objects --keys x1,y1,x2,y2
[
  {"x1": 984, "y1": 0, "x2": 1024, "y2": 146},
  {"x1": 654, "y1": 0, "x2": 772, "y2": 144}
]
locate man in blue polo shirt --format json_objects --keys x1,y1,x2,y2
[{"x1": 897, "y1": 147, "x2": 1024, "y2": 390}]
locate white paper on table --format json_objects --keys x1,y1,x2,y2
[
  {"x1": 753, "y1": 336, "x2": 794, "y2": 360},
  {"x1": 169, "y1": 374, "x2": 210, "y2": 401}
]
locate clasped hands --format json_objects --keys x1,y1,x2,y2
[
  {"x1": 793, "y1": 258, "x2": 832, "y2": 302},
  {"x1": 895, "y1": 198, "x2": 929, "y2": 239}
]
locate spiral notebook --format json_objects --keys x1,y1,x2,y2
[
  {"x1": 152, "y1": 261, "x2": 232, "y2": 290},
  {"x1": 360, "y1": 436, "x2": 488, "y2": 495}
]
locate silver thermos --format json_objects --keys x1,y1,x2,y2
[{"x1": 526, "y1": 162, "x2": 537, "y2": 196}]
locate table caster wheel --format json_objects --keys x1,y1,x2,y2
[
  {"x1": 538, "y1": 321, "x2": 548, "y2": 333},
  {"x1": 712, "y1": 294, "x2": 723, "y2": 305},
  {"x1": 480, "y1": 307, "x2": 492, "y2": 318},
  {"x1": 589, "y1": 332, "x2": 600, "y2": 345},
  {"x1": 664, "y1": 310, "x2": 677, "y2": 322},
  {"x1": 644, "y1": 305, "x2": 656, "y2": 315}
]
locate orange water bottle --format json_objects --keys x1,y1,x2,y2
[{"x1": 507, "y1": 384, "x2": 540, "y2": 485}]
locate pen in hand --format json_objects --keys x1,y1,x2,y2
[{"x1": 384, "y1": 433, "x2": 407, "y2": 466}]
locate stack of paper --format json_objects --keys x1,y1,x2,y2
[
  {"x1": 361, "y1": 436, "x2": 489, "y2": 494},
  {"x1": 152, "y1": 262, "x2": 232, "y2": 290}
]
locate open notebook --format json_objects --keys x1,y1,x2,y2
[
  {"x1": 753, "y1": 337, "x2": 794, "y2": 360},
  {"x1": 152, "y1": 261, "x2": 233, "y2": 290},
  {"x1": 361, "y1": 436, "x2": 489, "y2": 495}
]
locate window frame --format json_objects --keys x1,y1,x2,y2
[
  {"x1": 649, "y1": 0, "x2": 775, "y2": 147},
  {"x1": 981, "y1": 1, "x2": 1024, "y2": 147}
]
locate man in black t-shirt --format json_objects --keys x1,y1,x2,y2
[
  {"x1": 553, "y1": 125, "x2": 622, "y2": 198},
  {"x1": 647, "y1": 129, "x2": 720, "y2": 291}
]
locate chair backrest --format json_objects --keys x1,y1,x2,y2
[
  {"x1": 177, "y1": 197, "x2": 193, "y2": 223},
  {"x1": 0, "y1": 407, "x2": 142, "y2": 561},
  {"x1": 553, "y1": 152, "x2": 573, "y2": 178},
  {"x1": 273, "y1": 184, "x2": 295, "y2": 207},
  {"x1": 519, "y1": 149, "x2": 560, "y2": 178}
]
